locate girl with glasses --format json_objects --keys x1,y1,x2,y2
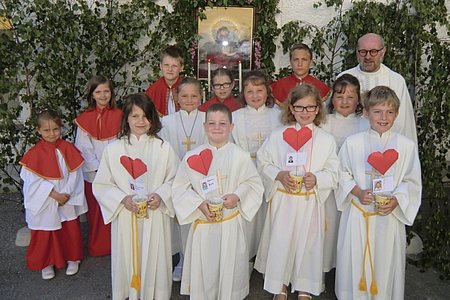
[
  {"x1": 255, "y1": 84, "x2": 339, "y2": 300},
  {"x1": 199, "y1": 68, "x2": 242, "y2": 112}
]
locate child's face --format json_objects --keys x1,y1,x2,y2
[
  {"x1": 290, "y1": 49, "x2": 312, "y2": 79},
  {"x1": 37, "y1": 119, "x2": 61, "y2": 144},
  {"x1": 244, "y1": 82, "x2": 267, "y2": 109},
  {"x1": 212, "y1": 74, "x2": 234, "y2": 101},
  {"x1": 128, "y1": 105, "x2": 151, "y2": 138},
  {"x1": 178, "y1": 84, "x2": 201, "y2": 113},
  {"x1": 332, "y1": 85, "x2": 358, "y2": 117},
  {"x1": 204, "y1": 111, "x2": 234, "y2": 147},
  {"x1": 160, "y1": 56, "x2": 183, "y2": 84},
  {"x1": 289, "y1": 96, "x2": 319, "y2": 127},
  {"x1": 93, "y1": 83, "x2": 111, "y2": 109},
  {"x1": 364, "y1": 102, "x2": 398, "y2": 135}
]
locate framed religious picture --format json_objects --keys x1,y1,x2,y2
[{"x1": 197, "y1": 7, "x2": 254, "y2": 84}]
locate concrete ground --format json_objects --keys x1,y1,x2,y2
[{"x1": 1, "y1": 193, "x2": 449, "y2": 299}]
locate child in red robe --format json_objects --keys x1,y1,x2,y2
[
  {"x1": 145, "y1": 45, "x2": 184, "y2": 116},
  {"x1": 199, "y1": 68, "x2": 242, "y2": 112},
  {"x1": 20, "y1": 109, "x2": 87, "y2": 280},
  {"x1": 271, "y1": 43, "x2": 330, "y2": 104},
  {"x1": 75, "y1": 75, "x2": 122, "y2": 256}
]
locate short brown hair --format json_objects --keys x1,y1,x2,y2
[
  {"x1": 36, "y1": 109, "x2": 62, "y2": 128},
  {"x1": 282, "y1": 84, "x2": 325, "y2": 126},
  {"x1": 160, "y1": 45, "x2": 184, "y2": 65},
  {"x1": 289, "y1": 43, "x2": 313, "y2": 60},
  {"x1": 363, "y1": 86, "x2": 400, "y2": 113},
  {"x1": 205, "y1": 103, "x2": 232, "y2": 123}
]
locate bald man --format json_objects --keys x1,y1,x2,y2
[{"x1": 338, "y1": 33, "x2": 417, "y2": 144}]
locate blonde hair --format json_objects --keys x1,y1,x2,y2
[
  {"x1": 281, "y1": 84, "x2": 325, "y2": 126},
  {"x1": 363, "y1": 86, "x2": 400, "y2": 113}
]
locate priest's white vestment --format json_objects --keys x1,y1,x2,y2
[
  {"x1": 335, "y1": 129, "x2": 421, "y2": 300},
  {"x1": 160, "y1": 109, "x2": 207, "y2": 254},
  {"x1": 255, "y1": 124, "x2": 339, "y2": 296},
  {"x1": 172, "y1": 142, "x2": 264, "y2": 299},
  {"x1": 93, "y1": 134, "x2": 179, "y2": 300},
  {"x1": 320, "y1": 113, "x2": 369, "y2": 271},
  {"x1": 231, "y1": 105, "x2": 283, "y2": 259},
  {"x1": 338, "y1": 64, "x2": 417, "y2": 144}
]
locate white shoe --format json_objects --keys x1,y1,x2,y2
[
  {"x1": 172, "y1": 265, "x2": 182, "y2": 282},
  {"x1": 66, "y1": 260, "x2": 80, "y2": 276},
  {"x1": 41, "y1": 265, "x2": 55, "y2": 280}
]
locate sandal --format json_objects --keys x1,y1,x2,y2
[
  {"x1": 273, "y1": 291, "x2": 288, "y2": 300},
  {"x1": 298, "y1": 292, "x2": 312, "y2": 299}
]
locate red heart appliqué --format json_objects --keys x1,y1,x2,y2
[
  {"x1": 187, "y1": 148, "x2": 213, "y2": 176},
  {"x1": 283, "y1": 127, "x2": 312, "y2": 151},
  {"x1": 367, "y1": 149, "x2": 399, "y2": 175},
  {"x1": 120, "y1": 156, "x2": 148, "y2": 179}
]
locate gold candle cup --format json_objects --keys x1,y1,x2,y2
[
  {"x1": 133, "y1": 195, "x2": 149, "y2": 219},
  {"x1": 289, "y1": 171, "x2": 304, "y2": 194},
  {"x1": 375, "y1": 194, "x2": 392, "y2": 214},
  {"x1": 207, "y1": 198, "x2": 224, "y2": 221}
]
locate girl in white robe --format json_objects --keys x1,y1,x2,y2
[
  {"x1": 93, "y1": 93, "x2": 179, "y2": 300},
  {"x1": 160, "y1": 78, "x2": 207, "y2": 281},
  {"x1": 335, "y1": 86, "x2": 421, "y2": 300},
  {"x1": 231, "y1": 70, "x2": 283, "y2": 261},
  {"x1": 321, "y1": 74, "x2": 369, "y2": 272},
  {"x1": 255, "y1": 84, "x2": 339, "y2": 299}
]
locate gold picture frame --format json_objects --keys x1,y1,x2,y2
[{"x1": 197, "y1": 7, "x2": 254, "y2": 80}]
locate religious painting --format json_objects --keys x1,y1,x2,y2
[{"x1": 197, "y1": 7, "x2": 254, "y2": 81}]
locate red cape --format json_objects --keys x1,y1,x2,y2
[
  {"x1": 145, "y1": 77, "x2": 182, "y2": 116},
  {"x1": 271, "y1": 74, "x2": 331, "y2": 103},
  {"x1": 20, "y1": 139, "x2": 84, "y2": 180},
  {"x1": 75, "y1": 106, "x2": 122, "y2": 140},
  {"x1": 198, "y1": 95, "x2": 242, "y2": 112}
]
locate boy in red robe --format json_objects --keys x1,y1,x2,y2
[
  {"x1": 145, "y1": 45, "x2": 184, "y2": 116},
  {"x1": 271, "y1": 43, "x2": 330, "y2": 104}
]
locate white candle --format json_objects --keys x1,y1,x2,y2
[
  {"x1": 238, "y1": 61, "x2": 242, "y2": 92},
  {"x1": 202, "y1": 88, "x2": 206, "y2": 103},
  {"x1": 207, "y1": 59, "x2": 211, "y2": 93}
]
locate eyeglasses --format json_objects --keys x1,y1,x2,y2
[
  {"x1": 292, "y1": 105, "x2": 317, "y2": 112},
  {"x1": 212, "y1": 82, "x2": 232, "y2": 90},
  {"x1": 357, "y1": 48, "x2": 384, "y2": 57}
]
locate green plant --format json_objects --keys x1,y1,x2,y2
[{"x1": 0, "y1": 0, "x2": 169, "y2": 194}]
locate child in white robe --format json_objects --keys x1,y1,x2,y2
[
  {"x1": 321, "y1": 74, "x2": 369, "y2": 272},
  {"x1": 255, "y1": 84, "x2": 339, "y2": 300},
  {"x1": 93, "y1": 93, "x2": 179, "y2": 300},
  {"x1": 20, "y1": 109, "x2": 87, "y2": 280},
  {"x1": 231, "y1": 70, "x2": 282, "y2": 261},
  {"x1": 335, "y1": 86, "x2": 421, "y2": 300},
  {"x1": 160, "y1": 77, "x2": 207, "y2": 281},
  {"x1": 172, "y1": 103, "x2": 264, "y2": 299}
]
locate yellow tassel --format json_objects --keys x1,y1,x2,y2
[
  {"x1": 370, "y1": 281, "x2": 378, "y2": 295},
  {"x1": 359, "y1": 277, "x2": 367, "y2": 291},
  {"x1": 131, "y1": 275, "x2": 141, "y2": 290}
]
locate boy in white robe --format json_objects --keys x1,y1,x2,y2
[
  {"x1": 93, "y1": 93, "x2": 179, "y2": 300},
  {"x1": 172, "y1": 103, "x2": 264, "y2": 299},
  {"x1": 335, "y1": 86, "x2": 421, "y2": 300},
  {"x1": 160, "y1": 78, "x2": 207, "y2": 281}
]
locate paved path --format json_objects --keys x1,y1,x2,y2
[{"x1": 1, "y1": 194, "x2": 449, "y2": 299}]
